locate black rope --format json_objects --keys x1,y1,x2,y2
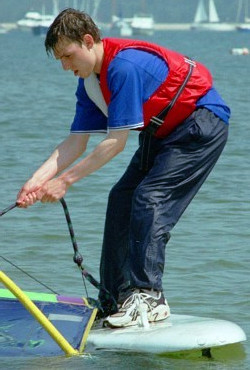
[
  {"x1": 60, "y1": 198, "x2": 104, "y2": 290},
  {"x1": 0, "y1": 203, "x2": 17, "y2": 217},
  {"x1": 0, "y1": 255, "x2": 58, "y2": 294},
  {"x1": 60, "y1": 198, "x2": 117, "y2": 311}
]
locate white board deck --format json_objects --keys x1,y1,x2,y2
[{"x1": 87, "y1": 314, "x2": 246, "y2": 354}]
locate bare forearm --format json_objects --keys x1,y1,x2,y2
[
  {"x1": 17, "y1": 134, "x2": 88, "y2": 204},
  {"x1": 59, "y1": 131, "x2": 129, "y2": 186},
  {"x1": 17, "y1": 131, "x2": 128, "y2": 206},
  {"x1": 32, "y1": 134, "x2": 89, "y2": 184}
]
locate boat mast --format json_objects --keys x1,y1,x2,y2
[
  {"x1": 245, "y1": 0, "x2": 250, "y2": 22},
  {"x1": 91, "y1": 0, "x2": 102, "y2": 20},
  {"x1": 236, "y1": 0, "x2": 250, "y2": 23},
  {"x1": 52, "y1": 0, "x2": 59, "y2": 16},
  {"x1": 236, "y1": 0, "x2": 244, "y2": 22}
]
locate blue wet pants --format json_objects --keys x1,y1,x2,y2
[{"x1": 99, "y1": 108, "x2": 228, "y2": 310}]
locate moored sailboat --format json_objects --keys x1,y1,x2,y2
[
  {"x1": 191, "y1": 0, "x2": 236, "y2": 31},
  {"x1": 236, "y1": 0, "x2": 250, "y2": 32}
]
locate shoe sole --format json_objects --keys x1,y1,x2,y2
[{"x1": 104, "y1": 309, "x2": 170, "y2": 328}]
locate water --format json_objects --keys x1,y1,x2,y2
[{"x1": 0, "y1": 29, "x2": 250, "y2": 369}]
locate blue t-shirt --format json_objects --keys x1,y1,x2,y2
[{"x1": 71, "y1": 49, "x2": 230, "y2": 134}]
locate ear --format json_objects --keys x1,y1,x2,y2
[{"x1": 82, "y1": 34, "x2": 95, "y2": 50}]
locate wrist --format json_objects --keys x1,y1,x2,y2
[{"x1": 59, "y1": 172, "x2": 75, "y2": 188}]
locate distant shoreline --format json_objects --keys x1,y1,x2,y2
[
  {"x1": 1, "y1": 22, "x2": 240, "y2": 32},
  {"x1": 155, "y1": 23, "x2": 191, "y2": 30},
  {"x1": 0, "y1": 23, "x2": 17, "y2": 30}
]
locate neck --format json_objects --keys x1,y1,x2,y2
[{"x1": 93, "y1": 41, "x2": 104, "y2": 74}]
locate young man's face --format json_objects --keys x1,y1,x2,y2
[{"x1": 54, "y1": 36, "x2": 97, "y2": 78}]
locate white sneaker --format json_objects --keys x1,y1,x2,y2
[{"x1": 104, "y1": 290, "x2": 170, "y2": 328}]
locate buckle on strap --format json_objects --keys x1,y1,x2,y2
[
  {"x1": 184, "y1": 57, "x2": 196, "y2": 67},
  {"x1": 145, "y1": 116, "x2": 164, "y2": 135}
]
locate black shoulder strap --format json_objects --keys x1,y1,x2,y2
[{"x1": 145, "y1": 57, "x2": 196, "y2": 136}]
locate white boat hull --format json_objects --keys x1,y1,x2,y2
[
  {"x1": 231, "y1": 47, "x2": 249, "y2": 55},
  {"x1": 237, "y1": 25, "x2": 250, "y2": 32}
]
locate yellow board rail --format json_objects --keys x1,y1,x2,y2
[{"x1": 0, "y1": 270, "x2": 79, "y2": 356}]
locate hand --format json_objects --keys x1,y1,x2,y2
[
  {"x1": 17, "y1": 192, "x2": 38, "y2": 208},
  {"x1": 17, "y1": 178, "x2": 42, "y2": 208},
  {"x1": 36, "y1": 178, "x2": 69, "y2": 203}
]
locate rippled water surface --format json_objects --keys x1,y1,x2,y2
[{"x1": 0, "y1": 29, "x2": 249, "y2": 369}]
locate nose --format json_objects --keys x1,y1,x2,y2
[{"x1": 61, "y1": 58, "x2": 70, "y2": 71}]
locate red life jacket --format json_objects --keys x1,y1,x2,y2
[{"x1": 100, "y1": 38, "x2": 213, "y2": 138}]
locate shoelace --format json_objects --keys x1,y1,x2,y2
[
  {"x1": 119, "y1": 293, "x2": 140, "y2": 312},
  {"x1": 120, "y1": 292, "x2": 156, "y2": 315},
  {"x1": 137, "y1": 292, "x2": 156, "y2": 316}
]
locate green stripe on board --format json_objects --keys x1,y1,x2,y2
[{"x1": 0, "y1": 288, "x2": 57, "y2": 302}]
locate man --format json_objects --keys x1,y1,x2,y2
[{"x1": 17, "y1": 9, "x2": 230, "y2": 328}]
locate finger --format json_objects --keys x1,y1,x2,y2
[
  {"x1": 19, "y1": 193, "x2": 37, "y2": 208},
  {"x1": 16, "y1": 201, "x2": 28, "y2": 208},
  {"x1": 17, "y1": 190, "x2": 27, "y2": 204}
]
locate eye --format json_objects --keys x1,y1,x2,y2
[{"x1": 61, "y1": 53, "x2": 71, "y2": 60}]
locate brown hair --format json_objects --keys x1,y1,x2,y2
[{"x1": 45, "y1": 8, "x2": 101, "y2": 55}]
